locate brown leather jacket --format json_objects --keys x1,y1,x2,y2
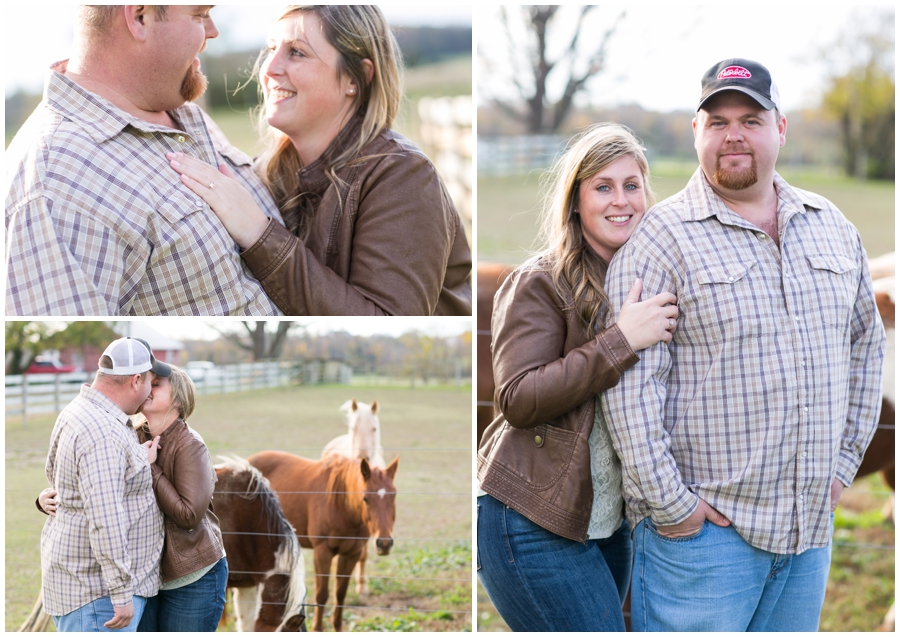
[
  {"x1": 139, "y1": 421, "x2": 225, "y2": 583},
  {"x1": 241, "y1": 116, "x2": 472, "y2": 316},
  {"x1": 477, "y1": 260, "x2": 639, "y2": 542}
]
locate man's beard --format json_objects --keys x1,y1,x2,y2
[
  {"x1": 180, "y1": 67, "x2": 208, "y2": 102},
  {"x1": 713, "y1": 153, "x2": 758, "y2": 190}
]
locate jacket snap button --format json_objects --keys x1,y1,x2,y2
[{"x1": 534, "y1": 435, "x2": 543, "y2": 447}]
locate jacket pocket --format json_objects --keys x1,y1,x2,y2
[{"x1": 496, "y1": 422, "x2": 578, "y2": 490}]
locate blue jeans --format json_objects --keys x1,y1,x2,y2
[
  {"x1": 477, "y1": 493, "x2": 632, "y2": 631},
  {"x1": 53, "y1": 596, "x2": 147, "y2": 632},
  {"x1": 632, "y1": 517, "x2": 832, "y2": 631},
  {"x1": 137, "y1": 557, "x2": 228, "y2": 632}
]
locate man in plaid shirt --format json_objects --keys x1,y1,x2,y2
[
  {"x1": 602, "y1": 59, "x2": 885, "y2": 631},
  {"x1": 5, "y1": 6, "x2": 282, "y2": 316},
  {"x1": 42, "y1": 338, "x2": 170, "y2": 631}
]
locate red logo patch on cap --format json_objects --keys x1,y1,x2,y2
[{"x1": 717, "y1": 66, "x2": 752, "y2": 80}]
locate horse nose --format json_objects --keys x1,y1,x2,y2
[{"x1": 375, "y1": 538, "x2": 393, "y2": 555}]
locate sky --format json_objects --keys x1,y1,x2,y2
[
  {"x1": 477, "y1": 4, "x2": 895, "y2": 113},
  {"x1": 4, "y1": 4, "x2": 473, "y2": 96}
]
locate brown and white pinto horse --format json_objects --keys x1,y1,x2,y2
[
  {"x1": 249, "y1": 451, "x2": 399, "y2": 632},
  {"x1": 215, "y1": 457, "x2": 307, "y2": 631}
]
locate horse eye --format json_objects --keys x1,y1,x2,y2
[{"x1": 363, "y1": 497, "x2": 369, "y2": 504}]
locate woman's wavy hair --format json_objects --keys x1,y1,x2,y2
[
  {"x1": 166, "y1": 366, "x2": 196, "y2": 422},
  {"x1": 254, "y1": 5, "x2": 403, "y2": 239},
  {"x1": 537, "y1": 123, "x2": 654, "y2": 339}
]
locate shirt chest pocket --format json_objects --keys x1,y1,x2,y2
[
  {"x1": 692, "y1": 261, "x2": 768, "y2": 339},
  {"x1": 805, "y1": 254, "x2": 858, "y2": 332},
  {"x1": 154, "y1": 184, "x2": 237, "y2": 261}
]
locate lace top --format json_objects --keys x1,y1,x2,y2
[{"x1": 587, "y1": 395, "x2": 625, "y2": 539}]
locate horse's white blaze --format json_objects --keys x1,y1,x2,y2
[{"x1": 377, "y1": 488, "x2": 386, "y2": 499}]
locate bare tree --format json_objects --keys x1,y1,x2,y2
[
  {"x1": 481, "y1": 6, "x2": 624, "y2": 133},
  {"x1": 207, "y1": 321, "x2": 303, "y2": 361}
]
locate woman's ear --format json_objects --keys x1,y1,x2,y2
[{"x1": 361, "y1": 58, "x2": 374, "y2": 84}]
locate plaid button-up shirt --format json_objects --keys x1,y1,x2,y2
[
  {"x1": 41, "y1": 385, "x2": 164, "y2": 616},
  {"x1": 5, "y1": 62, "x2": 283, "y2": 316},
  {"x1": 602, "y1": 168, "x2": 885, "y2": 554}
]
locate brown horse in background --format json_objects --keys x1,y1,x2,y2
[
  {"x1": 249, "y1": 451, "x2": 399, "y2": 632},
  {"x1": 215, "y1": 457, "x2": 307, "y2": 631},
  {"x1": 477, "y1": 262, "x2": 515, "y2": 446}
]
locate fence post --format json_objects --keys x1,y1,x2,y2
[
  {"x1": 22, "y1": 376, "x2": 28, "y2": 428},
  {"x1": 54, "y1": 375, "x2": 61, "y2": 412}
]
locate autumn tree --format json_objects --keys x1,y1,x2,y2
[
  {"x1": 209, "y1": 321, "x2": 302, "y2": 361},
  {"x1": 820, "y1": 8, "x2": 895, "y2": 179},
  {"x1": 480, "y1": 5, "x2": 624, "y2": 133}
]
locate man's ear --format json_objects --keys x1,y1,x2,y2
[{"x1": 123, "y1": 6, "x2": 151, "y2": 42}]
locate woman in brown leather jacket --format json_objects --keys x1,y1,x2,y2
[
  {"x1": 166, "y1": 5, "x2": 471, "y2": 316},
  {"x1": 476, "y1": 124, "x2": 678, "y2": 631},
  {"x1": 132, "y1": 364, "x2": 226, "y2": 631}
]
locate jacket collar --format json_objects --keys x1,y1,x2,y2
[{"x1": 295, "y1": 111, "x2": 365, "y2": 196}]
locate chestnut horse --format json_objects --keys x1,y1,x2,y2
[
  {"x1": 215, "y1": 457, "x2": 307, "y2": 631},
  {"x1": 321, "y1": 399, "x2": 386, "y2": 596},
  {"x1": 249, "y1": 451, "x2": 399, "y2": 632},
  {"x1": 476, "y1": 262, "x2": 515, "y2": 447}
]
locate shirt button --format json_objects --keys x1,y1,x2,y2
[
  {"x1": 758, "y1": 233, "x2": 766, "y2": 240},
  {"x1": 801, "y1": 452, "x2": 808, "y2": 458},
  {"x1": 728, "y1": 276, "x2": 734, "y2": 282},
  {"x1": 794, "y1": 316, "x2": 800, "y2": 322},
  {"x1": 194, "y1": 200, "x2": 203, "y2": 207},
  {"x1": 534, "y1": 435, "x2": 543, "y2": 447},
  {"x1": 799, "y1": 494, "x2": 805, "y2": 500},
  {"x1": 177, "y1": 135, "x2": 186, "y2": 143},
  {"x1": 804, "y1": 407, "x2": 809, "y2": 413}
]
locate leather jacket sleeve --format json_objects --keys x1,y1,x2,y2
[
  {"x1": 492, "y1": 266, "x2": 639, "y2": 430},
  {"x1": 150, "y1": 437, "x2": 214, "y2": 530},
  {"x1": 240, "y1": 152, "x2": 459, "y2": 316}
]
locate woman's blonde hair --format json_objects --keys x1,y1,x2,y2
[
  {"x1": 166, "y1": 366, "x2": 196, "y2": 422},
  {"x1": 255, "y1": 5, "x2": 404, "y2": 239},
  {"x1": 538, "y1": 123, "x2": 654, "y2": 339}
]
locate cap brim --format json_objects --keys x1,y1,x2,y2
[
  {"x1": 151, "y1": 360, "x2": 172, "y2": 377},
  {"x1": 698, "y1": 86, "x2": 776, "y2": 111}
]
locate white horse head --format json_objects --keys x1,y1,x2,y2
[{"x1": 323, "y1": 399, "x2": 385, "y2": 468}]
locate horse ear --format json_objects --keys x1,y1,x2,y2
[
  {"x1": 370, "y1": 399, "x2": 379, "y2": 415},
  {"x1": 360, "y1": 458, "x2": 371, "y2": 480},
  {"x1": 351, "y1": 399, "x2": 358, "y2": 412},
  {"x1": 386, "y1": 455, "x2": 399, "y2": 480}
]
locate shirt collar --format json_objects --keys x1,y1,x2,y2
[
  {"x1": 682, "y1": 166, "x2": 823, "y2": 223},
  {"x1": 44, "y1": 60, "x2": 211, "y2": 145}
]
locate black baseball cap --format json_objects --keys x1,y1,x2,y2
[{"x1": 698, "y1": 58, "x2": 781, "y2": 112}]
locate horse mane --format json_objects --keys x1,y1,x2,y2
[
  {"x1": 323, "y1": 455, "x2": 366, "y2": 512},
  {"x1": 216, "y1": 455, "x2": 307, "y2": 629},
  {"x1": 215, "y1": 455, "x2": 297, "y2": 541}
]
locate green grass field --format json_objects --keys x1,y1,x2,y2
[
  {"x1": 6, "y1": 384, "x2": 472, "y2": 632},
  {"x1": 477, "y1": 162, "x2": 895, "y2": 264}
]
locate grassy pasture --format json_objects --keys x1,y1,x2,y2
[
  {"x1": 6, "y1": 384, "x2": 473, "y2": 632},
  {"x1": 476, "y1": 472, "x2": 895, "y2": 632},
  {"x1": 477, "y1": 163, "x2": 895, "y2": 264}
]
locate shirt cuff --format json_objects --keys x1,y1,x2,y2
[
  {"x1": 650, "y1": 483, "x2": 699, "y2": 526},
  {"x1": 108, "y1": 583, "x2": 133, "y2": 608},
  {"x1": 835, "y1": 447, "x2": 862, "y2": 487}
]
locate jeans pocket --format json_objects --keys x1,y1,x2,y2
[
  {"x1": 476, "y1": 501, "x2": 482, "y2": 571},
  {"x1": 646, "y1": 518, "x2": 708, "y2": 543}
]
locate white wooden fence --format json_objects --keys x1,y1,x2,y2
[{"x1": 6, "y1": 361, "x2": 352, "y2": 426}]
